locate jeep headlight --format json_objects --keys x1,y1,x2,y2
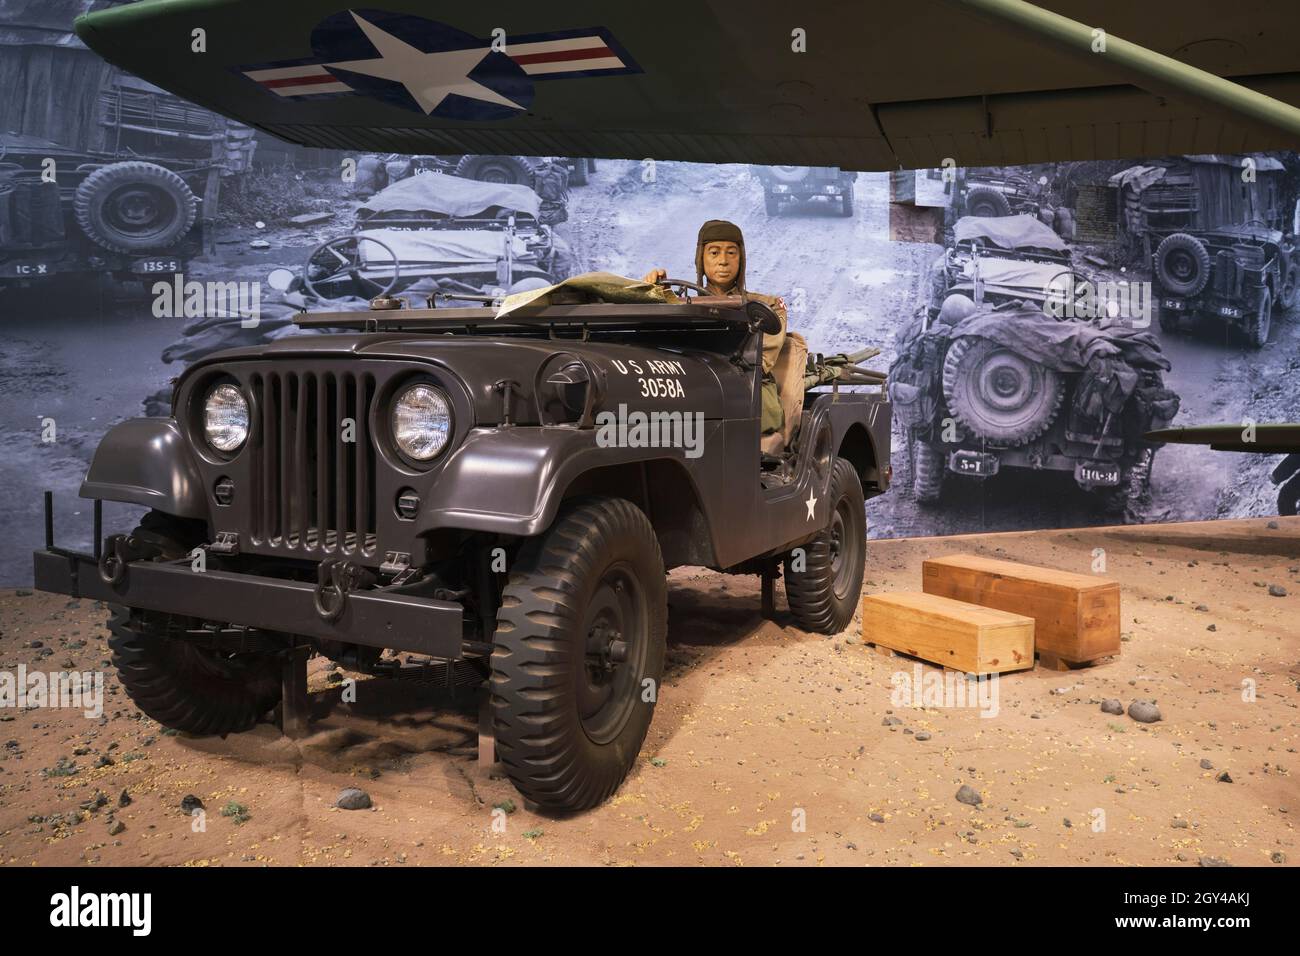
[
  {"x1": 392, "y1": 384, "x2": 452, "y2": 461},
  {"x1": 203, "y1": 383, "x2": 249, "y2": 453}
]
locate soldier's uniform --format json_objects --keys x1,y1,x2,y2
[
  {"x1": 692, "y1": 220, "x2": 789, "y2": 442},
  {"x1": 534, "y1": 160, "x2": 569, "y2": 226}
]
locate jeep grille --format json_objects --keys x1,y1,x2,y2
[{"x1": 248, "y1": 370, "x2": 378, "y2": 555}]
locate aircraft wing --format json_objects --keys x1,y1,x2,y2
[{"x1": 73, "y1": 0, "x2": 1300, "y2": 170}]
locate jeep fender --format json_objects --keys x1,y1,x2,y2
[
  {"x1": 79, "y1": 418, "x2": 209, "y2": 521},
  {"x1": 417, "y1": 424, "x2": 720, "y2": 540}
]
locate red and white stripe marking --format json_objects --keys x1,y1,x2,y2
[{"x1": 244, "y1": 34, "x2": 626, "y2": 96}]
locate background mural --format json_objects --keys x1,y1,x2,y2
[{"x1": 3, "y1": 0, "x2": 1299, "y2": 584}]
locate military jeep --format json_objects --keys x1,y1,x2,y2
[
  {"x1": 34, "y1": 278, "x2": 890, "y2": 812},
  {"x1": 1152, "y1": 224, "x2": 1299, "y2": 347},
  {"x1": 752, "y1": 166, "x2": 857, "y2": 217}
]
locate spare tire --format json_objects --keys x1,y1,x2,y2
[
  {"x1": 769, "y1": 165, "x2": 812, "y2": 184},
  {"x1": 942, "y1": 336, "x2": 1064, "y2": 443},
  {"x1": 74, "y1": 161, "x2": 197, "y2": 253},
  {"x1": 964, "y1": 185, "x2": 1012, "y2": 218},
  {"x1": 455, "y1": 154, "x2": 535, "y2": 186},
  {"x1": 1154, "y1": 232, "x2": 1211, "y2": 296}
]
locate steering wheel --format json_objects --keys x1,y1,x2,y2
[
  {"x1": 656, "y1": 277, "x2": 710, "y2": 299},
  {"x1": 303, "y1": 234, "x2": 400, "y2": 300}
]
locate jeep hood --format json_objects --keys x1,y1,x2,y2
[{"x1": 954, "y1": 214, "x2": 1068, "y2": 254}]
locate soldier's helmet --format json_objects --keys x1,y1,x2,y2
[{"x1": 936, "y1": 292, "x2": 977, "y2": 328}]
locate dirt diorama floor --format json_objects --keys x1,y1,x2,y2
[{"x1": 0, "y1": 517, "x2": 1295, "y2": 867}]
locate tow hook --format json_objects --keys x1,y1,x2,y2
[
  {"x1": 97, "y1": 533, "x2": 161, "y2": 586},
  {"x1": 313, "y1": 560, "x2": 378, "y2": 622}
]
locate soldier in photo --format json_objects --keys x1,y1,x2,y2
[
  {"x1": 533, "y1": 156, "x2": 570, "y2": 226},
  {"x1": 643, "y1": 219, "x2": 799, "y2": 455}
]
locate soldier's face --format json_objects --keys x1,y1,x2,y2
[{"x1": 702, "y1": 241, "x2": 740, "y2": 288}]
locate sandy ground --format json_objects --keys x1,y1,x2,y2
[{"x1": 0, "y1": 516, "x2": 1295, "y2": 867}]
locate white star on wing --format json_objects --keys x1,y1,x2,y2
[
  {"x1": 805, "y1": 490, "x2": 818, "y2": 521},
  {"x1": 326, "y1": 11, "x2": 524, "y2": 115}
]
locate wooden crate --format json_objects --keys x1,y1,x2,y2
[
  {"x1": 922, "y1": 554, "x2": 1120, "y2": 668},
  {"x1": 860, "y1": 592, "x2": 1034, "y2": 675}
]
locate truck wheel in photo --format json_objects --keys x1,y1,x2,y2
[
  {"x1": 1243, "y1": 287, "x2": 1273, "y2": 348},
  {"x1": 74, "y1": 161, "x2": 197, "y2": 254},
  {"x1": 784, "y1": 457, "x2": 866, "y2": 634},
  {"x1": 454, "y1": 154, "x2": 535, "y2": 187},
  {"x1": 490, "y1": 497, "x2": 667, "y2": 812},
  {"x1": 1154, "y1": 233, "x2": 1211, "y2": 297},
  {"x1": 107, "y1": 512, "x2": 283, "y2": 736},
  {"x1": 964, "y1": 185, "x2": 1011, "y2": 217},
  {"x1": 910, "y1": 438, "x2": 946, "y2": 504},
  {"x1": 941, "y1": 337, "x2": 1064, "y2": 443}
]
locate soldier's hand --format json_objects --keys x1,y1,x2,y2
[{"x1": 642, "y1": 268, "x2": 667, "y2": 284}]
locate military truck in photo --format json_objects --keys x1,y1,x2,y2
[
  {"x1": 753, "y1": 165, "x2": 858, "y2": 217},
  {"x1": 0, "y1": 132, "x2": 207, "y2": 288},
  {"x1": 35, "y1": 275, "x2": 891, "y2": 812},
  {"x1": 889, "y1": 301, "x2": 1180, "y2": 516},
  {"x1": 1109, "y1": 155, "x2": 1300, "y2": 347}
]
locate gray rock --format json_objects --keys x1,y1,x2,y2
[
  {"x1": 1217, "y1": 771, "x2": 1233, "y2": 783},
  {"x1": 868, "y1": 812, "x2": 885, "y2": 823},
  {"x1": 1199, "y1": 759, "x2": 1214, "y2": 770},
  {"x1": 882, "y1": 716, "x2": 903, "y2": 727},
  {"x1": 1171, "y1": 819, "x2": 1189, "y2": 829},
  {"x1": 118, "y1": 789, "x2": 132, "y2": 808},
  {"x1": 914, "y1": 731, "x2": 932, "y2": 741},
  {"x1": 955, "y1": 784, "x2": 982, "y2": 807},
  {"x1": 1198, "y1": 856, "x2": 1232, "y2": 867},
  {"x1": 1100, "y1": 699, "x2": 1124, "y2": 715},
  {"x1": 1128, "y1": 700, "x2": 1162, "y2": 723},
  {"x1": 107, "y1": 820, "x2": 125, "y2": 836},
  {"x1": 180, "y1": 794, "x2": 204, "y2": 815},
  {"x1": 1268, "y1": 584, "x2": 1288, "y2": 598},
  {"x1": 1272, "y1": 851, "x2": 1287, "y2": 864},
  {"x1": 335, "y1": 787, "x2": 372, "y2": 810}
]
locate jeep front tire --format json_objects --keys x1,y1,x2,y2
[
  {"x1": 490, "y1": 497, "x2": 667, "y2": 812},
  {"x1": 784, "y1": 457, "x2": 867, "y2": 633}
]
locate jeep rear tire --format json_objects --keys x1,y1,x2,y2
[
  {"x1": 490, "y1": 497, "x2": 667, "y2": 811},
  {"x1": 1154, "y1": 233, "x2": 1211, "y2": 297},
  {"x1": 965, "y1": 185, "x2": 1011, "y2": 218},
  {"x1": 1244, "y1": 287, "x2": 1272, "y2": 348},
  {"x1": 911, "y1": 439, "x2": 945, "y2": 504},
  {"x1": 107, "y1": 513, "x2": 282, "y2": 736},
  {"x1": 769, "y1": 165, "x2": 811, "y2": 185},
  {"x1": 74, "y1": 161, "x2": 197, "y2": 254},
  {"x1": 839, "y1": 184, "x2": 855, "y2": 217},
  {"x1": 942, "y1": 336, "x2": 1064, "y2": 443},
  {"x1": 454, "y1": 154, "x2": 535, "y2": 187},
  {"x1": 784, "y1": 457, "x2": 866, "y2": 634}
]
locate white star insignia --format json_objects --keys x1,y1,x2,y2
[
  {"x1": 805, "y1": 490, "x2": 818, "y2": 521},
  {"x1": 326, "y1": 12, "x2": 525, "y2": 115}
]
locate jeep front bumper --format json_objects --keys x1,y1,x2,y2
[{"x1": 33, "y1": 500, "x2": 467, "y2": 659}]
